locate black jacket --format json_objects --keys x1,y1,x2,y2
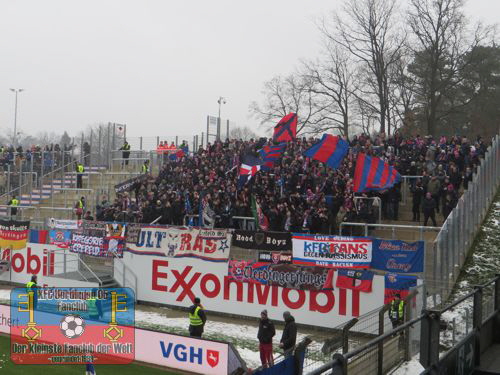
[
  {"x1": 257, "y1": 318, "x2": 276, "y2": 344},
  {"x1": 422, "y1": 198, "x2": 436, "y2": 214},
  {"x1": 280, "y1": 315, "x2": 297, "y2": 350}
]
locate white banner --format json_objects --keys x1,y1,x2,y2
[
  {"x1": 128, "y1": 226, "x2": 231, "y2": 262},
  {"x1": 46, "y1": 218, "x2": 81, "y2": 230},
  {"x1": 292, "y1": 234, "x2": 373, "y2": 269},
  {"x1": 116, "y1": 252, "x2": 385, "y2": 329}
]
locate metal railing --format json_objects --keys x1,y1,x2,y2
[
  {"x1": 307, "y1": 275, "x2": 500, "y2": 375},
  {"x1": 112, "y1": 253, "x2": 138, "y2": 301},
  {"x1": 339, "y1": 222, "x2": 440, "y2": 240},
  {"x1": 434, "y1": 135, "x2": 500, "y2": 300}
]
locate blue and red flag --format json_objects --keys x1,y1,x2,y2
[
  {"x1": 336, "y1": 269, "x2": 374, "y2": 293},
  {"x1": 384, "y1": 273, "x2": 417, "y2": 303},
  {"x1": 353, "y1": 153, "x2": 401, "y2": 193},
  {"x1": 29, "y1": 229, "x2": 49, "y2": 244},
  {"x1": 273, "y1": 113, "x2": 297, "y2": 142},
  {"x1": 258, "y1": 143, "x2": 286, "y2": 170},
  {"x1": 238, "y1": 163, "x2": 261, "y2": 189},
  {"x1": 303, "y1": 134, "x2": 349, "y2": 169}
]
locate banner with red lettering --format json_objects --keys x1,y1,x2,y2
[
  {"x1": 228, "y1": 260, "x2": 333, "y2": 291},
  {"x1": 127, "y1": 226, "x2": 231, "y2": 262},
  {"x1": 292, "y1": 234, "x2": 372, "y2": 269},
  {"x1": 0, "y1": 220, "x2": 30, "y2": 250}
]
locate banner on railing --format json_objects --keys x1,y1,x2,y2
[
  {"x1": 336, "y1": 269, "x2": 374, "y2": 293},
  {"x1": 128, "y1": 226, "x2": 231, "y2": 262},
  {"x1": 114, "y1": 174, "x2": 147, "y2": 194},
  {"x1": 46, "y1": 218, "x2": 81, "y2": 230},
  {"x1": 49, "y1": 229, "x2": 72, "y2": 248},
  {"x1": 232, "y1": 230, "x2": 291, "y2": 251},
  {"x1": 227, "y1": 259, "x2": 333, "y2": 291},
  {"x1": 70, "y1": 221, "x2": 124, "y2": 258},
  {"x1": 126, "y1": 223, "x2": 141, "y2": 244},
  {"x1": 0, "y1": 220, "x2": 30, "y2": 250},
  {"x1": 371, "y1": 239, "x2": 424, "y2": 273},
  {"x1": 384, "y1": 273, "x2": 418, "y2": 303},
  {"x1": 292, "y1": 234, "x2": 372, "y2": 269}
]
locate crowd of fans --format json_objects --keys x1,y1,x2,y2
[{"x1": 95, "y1": 134, "x2": 488, "y2": 234}]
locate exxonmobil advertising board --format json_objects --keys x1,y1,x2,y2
[
  {"x1": 118, "y1": 252, "x2": 385, "y2": 328},
  {"x1": 135, "y1": 328, "x2": 228, "y2": 374}
]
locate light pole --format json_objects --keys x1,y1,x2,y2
[
  {"x1": 217, "y1": 96, "x2": 226, "y2": 141},
  {"x1": 10, "y1": 88, "x2": 24, "y2": 148}
]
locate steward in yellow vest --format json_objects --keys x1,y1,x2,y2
[{"x1": 188, "y1": 297, "x2": 206, "y2": 337}]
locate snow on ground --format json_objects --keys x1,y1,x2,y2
[{"x1": 390, "y1": 356, "x2": 424, "y2": 375}]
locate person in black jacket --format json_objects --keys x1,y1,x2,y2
[
  {"x1": 423, "y1": 192, "x2": 437, "y2": 226},
  {"x1": 257, "y1": 310, "x2": 275, "y2": 368},
  {"x1": 411, "y1": 181, "x2": 424, "y2": 221},
  {"x1": 279, "y1": 311, "x2": 297, "y2": 357}
]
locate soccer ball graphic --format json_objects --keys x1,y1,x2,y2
[{"x1": 60, "y1": 315, "x2": 85, "y2": 339}]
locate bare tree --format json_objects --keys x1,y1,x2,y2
[
  {"x1": 229, "y1": 126, "x2": 259, "y2": 141},
  {"x1": 407, "y1": 0, "x2": 491, "y2": 135},
  {"x1": 320, "y1": 0, "x2": 405, "y2": 135},
  {"x1": 250, "y1": 74, "x2": 323, "y2": 135},
  {"x1": 302, "y1": 44, "x2": 354, "y2": 137}
]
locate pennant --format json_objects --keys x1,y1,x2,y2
[
  {"x1": 273, "y1": 113, "x2": 297, "y2": 142},
  {"x1": 238, "y1": 156, "x2": 263, "y2": 190},
  {"x1": 353, "y1": 153, "x2": 401, "y2": 193},
  {"x1": 258, "y1": 143, "x2": 286, "y2": 170},
  {"x1": 384, "y1": 273, "x2": 417, "y2": 304},
  {"x1": 336, "y1": 269, "x2": 374, "y2": 293},
  {"x1": 303, "y1": 134, "x2": 349, "y2": 169},
  {"x1": 251, "y1": 196, "x2": 269, "y2": 231}
]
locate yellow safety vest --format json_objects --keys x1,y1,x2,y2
[
  {"x1": 87, "y1": 298, "x2": 98, "y2": 317},
  {"x1": 26, "y1": 281, "x2": 36, "y2": 293},
  {"x1": 77, "y1": 200, "x2": 84, "y2": 209},
  {"x1": 390, "y1": 300, "x2": 405, "y2": 320},
  {"x1": 123, "y1": 144, "x2": 130, "y2": 151},
  {"x1": 77, "y1": 165, "x2": 84, "y2": 173},
  {"x1": 142, "y1": 164, "x2": 149, "y2": 173},
  {"x1": 189, "y1": 306, "x2": 203, "y2": 326},
  {"x1": 11, "y1": 199, "x2": 19, "y2": 206}
]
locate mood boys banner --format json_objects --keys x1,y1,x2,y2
[
  {"x1": 127, "y1": 226, "x2": 231, "y2": 262},
  {"x1": 232, "y1": 230, "x2": 292, "y2": 251},
  {"x1": 371, "y1": 239, "x2": 424, "y2": 273},
  {"x1": 0, "y1": 220, "x2": 30, "y2": 250},
  {"x1": 228, "y1": 260, "x2": 333, "y2": 291},
  {"x1": 292, "y1": 234, "x2": 372, "y2": 269}
]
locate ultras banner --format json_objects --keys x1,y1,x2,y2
[
  {"x1": 232, "y1": 230, "x2": 291, "y2": 251},
  {"x1": 227, "y1": 260, "x2": 333, "y2": 291},
  {"x1": 127, "y1": 226, "x2": 231, "y2": 262},
  {"x1": 0, "y1": 220, "x2": 30, "y2": 250},
  {"x1": 292, "y1": 234, "x2": 372, "y2": 269}
]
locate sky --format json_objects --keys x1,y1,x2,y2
[{"x1": 0, "y1": 0, "x2": 498, "y2": 144}]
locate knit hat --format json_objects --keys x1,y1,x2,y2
[{"x1": 261, "y1": 309, "x2": 268, "y2": 317}]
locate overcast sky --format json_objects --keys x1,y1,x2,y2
[{"x1": 0, "y1": 0, "x2": 497, "y2": 143}]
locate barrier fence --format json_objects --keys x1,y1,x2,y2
[{"x1": 434, "y1": 134, "x2": 500, "y2": 301}]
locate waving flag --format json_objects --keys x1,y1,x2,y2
[
  {"x1": 273, "y1": 113, "x2": 297, "y2": 142},
  {"x1": 252, "y1": 196, "x2": 269, "y2": 231},
  {"x1": 303, "y1": 134, "x2": 349, "y2": 169},
  {"x1": 336, "y1": 269, "x2": 374, "y2": 293},
  {"x1": 353, "y1": 153, "x2": 401, "y2": 193},
  {"x1": 238, "y1": 163, "x2": 261, "y2": 189},
  {"x1": 258, "y1": 143, "x2": 286, "y2": 170}
]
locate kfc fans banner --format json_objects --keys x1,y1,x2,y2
[
  {"x1": 232, "y1": 230, "x2": 291, "y2": 251},
  {"x1": 228, "y1": 260, "x2": 333, "y2": 291},
  {"x1": 371, "y1": 239, "x2": 424, "y2": 273},
  {"x1": 0, "y1": 220, "x2": 30, "y2": 250},
  {"x1": 116, "y1": 252, "x2": 385, "y2": 329},
  {"x1": 127, "y1": 226, "x2": 231, "y2": 262},
  {"x1": 292, "y1": 234, "x2": 372, "y2": 269}
]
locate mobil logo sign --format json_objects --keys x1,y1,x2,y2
[
  {"x1": 0, "y1": 244, "x2": 55, "y2": 280},
  {"x1": 135, "y1": 328, "x2": 228, "y2": 374}
]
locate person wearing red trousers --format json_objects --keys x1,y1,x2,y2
[{"x1": 257, "y1": 310, "x2": 275, "y2": 368}]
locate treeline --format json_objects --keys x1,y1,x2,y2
[{"x1": 251, "y1": 0, "x2": 499, "y2": 140}]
